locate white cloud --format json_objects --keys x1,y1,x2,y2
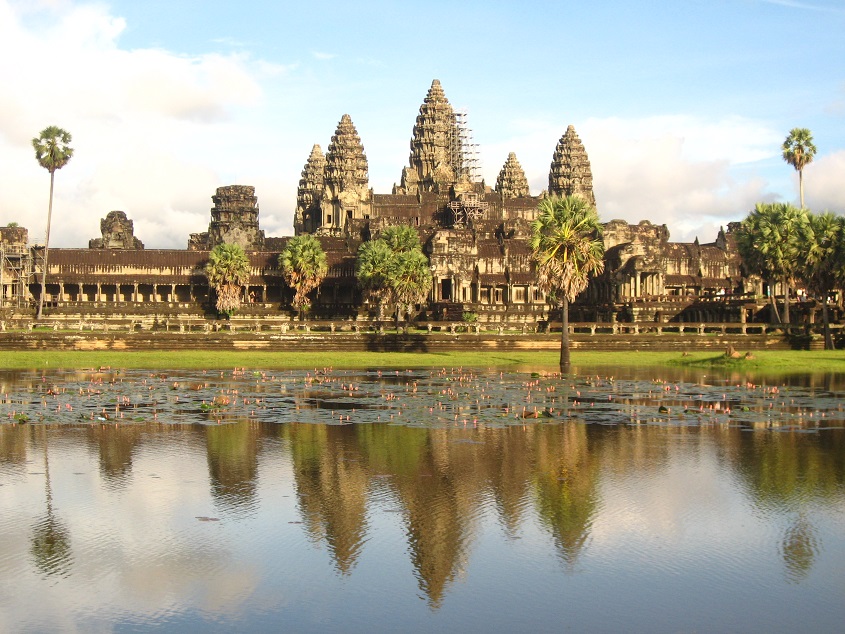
[
  {"x1": 805, "y1": 150, "x2": 845, "y2": 213},
  {"x1": 0, "y1": 0, "x2": 278, "y2": 248},
  {"x1": 482, "y1": 114, "x2": 782, "y2": 243}
]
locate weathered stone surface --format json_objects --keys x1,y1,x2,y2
[
  {"x1": 496, "y1": 153, "x2": 530, "y2": 199},
  {"x1": 89, "y1": 211, "x2": 144, "y2": 249},
  {"x1": 190, "y1": 185, "x2": 265, "y2": 251}
]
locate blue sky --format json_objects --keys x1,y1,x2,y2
[{"x1": 1, "y1": 0, "x2": 843, "y2": 248}]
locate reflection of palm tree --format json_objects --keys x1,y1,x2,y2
[
  {"x1": 287, "y1": 424, "x2": 369, "y2": 575},
  {"x1": 734, "y1": 429, "x2": 844, "y2": 583},
  {"x1": 205, "y1": 421, "x2": 260, "y2": 514},
  {"x1": 534, "y1": 424, "x2": 600, "y2": 570},
  {"x1": 88, "y1": 424, "x2": 143, "y2": 485},
  {"x1": 780, "y1": 513, "x2": 818, "y2": 584},
  {"x1": 30, "y1": 426, "x2": 73, "y2": 576}
]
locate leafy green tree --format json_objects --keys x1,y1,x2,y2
[
  {"x1": 279, "y1": 235, "x2": 328, "y2": 319},
  {"x1": 736, "y1": 202, "x2": 807, "y2": 324},
  {"x1": 782, "y1": 128, "x2": 817, "y2": 209},
  {"x1": 205, "y1": 243, "x2": 251, "y2": 317},
  {"x1": 390, "y1": 248, "x2": 433, "y2": 328},
  {"x1": 356, "y1": 239, "x2": 394, "y2": 320},
  {"x1": 355, "y1": 226, "x2": 432, "y2": 327},
  {"x1": 529, "y1": 195, "x2": 604, "y2": 371},
  {"x1": 797, "y1": 211, "x2": 844, "y2": 349},
  {"x1": 32, "y1": 126, "x2": 73, "y2": 320},
  {"x1": 381, "y1": 225, "x2": 422, "y2": 253}
]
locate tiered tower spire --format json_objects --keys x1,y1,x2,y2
[
  {"x1": 548, "y1": 125, "x2": 596, "y2": 207},
  {"x1": 395, "y1": 79, "x2": 457, "y2": 194},
  {"x1": 320, "y1": 114, "x2": 371, "y2": 232},
  {"x1": 295, "y1": 144, "x2": 326, "y2": 235},
  {"x1": 495, "y1": 153, "x2": 530, "y2": 199},
  {"x1": 324, "y1": 114, "x2": 369, "y2": 198}
]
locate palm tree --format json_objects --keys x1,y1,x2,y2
[
  {"x1": 279, "y1": 235, "x2": 328, "y2": 320},
  {"x1": 797, "y1": 211, "x2": 844, "y2": 350},
  {"x1": 782, "y1": 128, "x2": 817, "y2": 209},
  {"x1": 380, "y1": 225, "x2": 422, "y2": 253},
  {"x1": 529, "y1": 195, "x2": 604, "y2": 372},
  {"x1": 389, "y1": 249, "x2": 433, "y2": 329},
  {"x1": 737, "y1": 202, "x2": 807, "y2": 324},
  {"x1": 205, "y1": 243, "x2": 251, "y2": 317},
  {"x1": 356, "y1": 239, "x2": 395, "y2": 321},
  {"x1": 32, "y1": 126, "x2": 73, "y2": 320}
]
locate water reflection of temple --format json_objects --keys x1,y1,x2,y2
[{"x1": 1, "y1": 408, "x2": 843, "y2": 601}]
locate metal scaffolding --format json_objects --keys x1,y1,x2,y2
[
  {"x1": 0, "y1": 243, "x2": 33, "y2": 308},
  {"x1": 451, "y1": 109, "x2": 483, "y2": 183}
]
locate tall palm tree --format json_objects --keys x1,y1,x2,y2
[
  {"x1": 32, "y1": 126, "x2": 73, "y2": 320},
  {"x1": 529, "y1": 195, "x2": 604, "y2": 372},
  {"x1": 782, "y1": 128, "x2": 817, "y2": 209},
  {"x1": 279, "y1": 235, "x2": 328, "y2": 320},
  {"x1": 205, "y1": 243, "x2": 251, "y2": 317},
  {"x1": 797, "y1": 211, "x2": 844, "y2": 350},
  {"x1": 356, "y1": 239, "x2": 395, "y2": 321},
  {"x1": 389, "y1": 249, "x2": 433, "y2": 328}
]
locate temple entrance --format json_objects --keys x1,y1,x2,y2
[{"x1": 441, "y1": 279, "x2": 452, "y2": 301}]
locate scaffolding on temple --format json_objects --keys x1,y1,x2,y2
[
  {"x1": 450, "y1": 109, "x2": 483, "y2": 183},
  {"x1": 0, "y1": 243, "x2": 33, "y2": 309}
]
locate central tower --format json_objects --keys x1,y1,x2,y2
[{"x1": 393, "y1": 79, "x2": 459, "y2": 194}]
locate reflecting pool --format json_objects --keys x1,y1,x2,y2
[{"x1": 1, "y1": 367, "x2": 843, "y2": 632}]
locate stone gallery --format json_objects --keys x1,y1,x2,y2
[{"x1": 2, "y1": 80, "x2": 765, "y2": 326}]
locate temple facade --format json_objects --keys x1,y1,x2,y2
[{"x1": 2, "y1": 80, "x2": 768, "y2": 325}]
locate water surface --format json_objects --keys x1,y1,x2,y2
[{"x1": 1, "y1": 367, "x2": 843, "y2": 632}]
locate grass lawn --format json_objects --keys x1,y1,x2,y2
[{"x1": 1, "y1": 349, "x2": 844, "y2": 373}]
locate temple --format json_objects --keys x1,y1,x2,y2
[{"x1": 0, "y1": 79, "x2": 793, "y2": 328}]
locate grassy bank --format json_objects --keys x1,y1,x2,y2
[{"x1": 1, "y1": 349, "x2": 844, "y2": 373}]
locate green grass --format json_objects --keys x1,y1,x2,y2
[{"x1": 1, "y1": 349, "x2": 844, "y2": 373}]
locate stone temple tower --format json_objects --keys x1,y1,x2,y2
[
  {"x1": 548, "y1": 125, "x2": 596, "y2": 207},
  {"x1": 295, "y1": 144, "x2": 327, "y2": 235},
  {"x1": 495, "y1": 153, "x2": 530, "y2": 199},
  {"x1": 319, "y1": 114, "x2": 372, "y2": 233},
  {"x1": 203, "y1": 185, "x2": 265, "y2": 250},
  {"x1": 394, "y1": 79, "x2": 458, "y2": 194}
]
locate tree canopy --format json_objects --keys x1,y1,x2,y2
[
  {"x1": 205, "y1": 243, "x2": 251, "y2": 317},
  {"x1": 279, "y1": 235, "x2": 328, "y2": 317},
  {"x1": 782, "y1": 128, "x2": 817, "y2": 208},
  {"x1": 355, "y1": 226, "x2": 432, "y2": 325},
  {"x1": 735, "y1": 202, "x2": 808, "y2": 324}
]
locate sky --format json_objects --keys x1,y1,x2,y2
[{"x1": 1, "y1": 0, "x2": 843, "y2": 249}]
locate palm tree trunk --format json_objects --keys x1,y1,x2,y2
[
  {"x1": 799, "y1": 168, "x2": 805, "y2": 209},
  {"x1": 769, "y1": 288, "x2": 782, "y2": 324},
  {"x1": 36, "y1": 170, "x2": 55, "y2": 321},
  {"x1": 783, "y1": 279, "x2": 791, "y2": 325},
  {"x1": 559, "y1": 298, "x2": 570, "y2": 372},
  {"x1": 822, "y1": 299, "x2": 833, "y2": 350}
]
